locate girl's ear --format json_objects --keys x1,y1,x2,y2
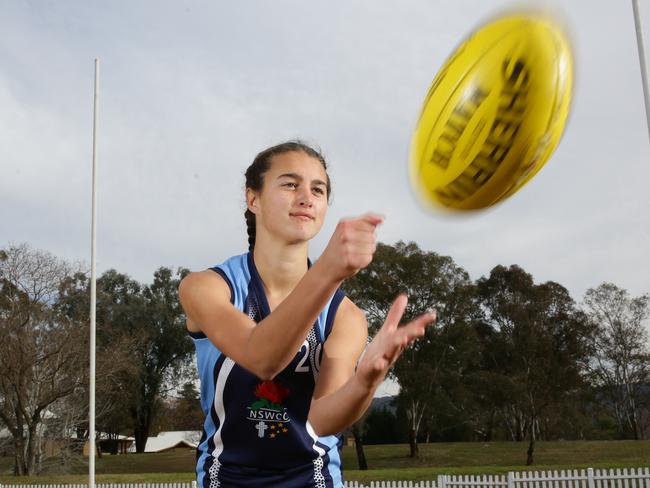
[{"x1": 246, "y1": 188, "x2": 258, "y2": 214}]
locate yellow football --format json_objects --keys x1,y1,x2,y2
[{"x1": 410, "y1": 12, "x2": 573, "y2": 211}]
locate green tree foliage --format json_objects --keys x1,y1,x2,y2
[
  {"x1": 54, "y1": 271, "x2": 139, "y2": 458},
  {"x1": 152, "y1": 382, "x2": 203, "y2": 434},
  {"x1": 344, "y1": 241, "x2": 476, "y2": 458},
  {"x1": 362, "y1": 405, "x2": 406, "y2": 445},
  {"x1": 583, "y1": 283, "x2": 650, "y2": 440},
  {"x1": 475, "y1": 265, "x2": 591, "y2": 465},
  {"x1": 96, "y1": 267, "x2": 193, "y2": 452}
]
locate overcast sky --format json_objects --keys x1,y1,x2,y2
[{"x1": 2, "y1": 1, "x2": 649, "y2": 319}]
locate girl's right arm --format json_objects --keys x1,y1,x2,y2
[{"x1": 178, "y1": 213, "x2": 383, "y2": 380}]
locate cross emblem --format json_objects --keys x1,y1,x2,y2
[{"x1": 255, "y1": 421, "x2": 268, "y2": 438}]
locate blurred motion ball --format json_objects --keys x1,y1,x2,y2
[{"x1": 410, "y1": 12, "x2": 573, "y2": 211}]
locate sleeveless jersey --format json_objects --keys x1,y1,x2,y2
[{"x1": 190, "y1": 252, "x2": 346, "y2": 488}]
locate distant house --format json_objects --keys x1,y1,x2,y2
[
  {"x1": 78, "y1": 433, "x2": 135, "y2": 457},
  {"x1": 144, "y1": 431, "x2": 201, "y2": 453},
  {"x1": 93, "y1": 433, "x2": 135, "y2": 456}
]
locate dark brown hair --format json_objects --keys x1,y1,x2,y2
[{"x1": 245, "y1": 141, "x2": 331, "y2": 251}]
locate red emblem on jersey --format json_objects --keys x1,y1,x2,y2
[{"x1": 254, "y1": 380, "x2": 290, "y2": 406}]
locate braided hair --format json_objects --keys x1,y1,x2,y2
[{"x1": 245, "y1": 141, "x2": 331, "y2": 251}]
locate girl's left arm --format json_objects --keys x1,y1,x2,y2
[{"x1": 308, "y1": 295, "x2": 435, "y2": 436}]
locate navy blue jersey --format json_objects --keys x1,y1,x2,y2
[{"x1": 190, "y1": 252, "x2": 346, "y2": 487}]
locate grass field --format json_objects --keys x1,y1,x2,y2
[{"x1": 0, "y1": 440, "x2": 648, "y2": 484}]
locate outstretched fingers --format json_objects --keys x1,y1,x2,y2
[
  {"x1": 357, "y1": 299, "x2": 437, "y2": 390},
  {"x1": 402, "y1": 310, "x2": 437, "y2": 338},
  {"x1": 383, "y1": 294, "x2": 408, "y2": 333},
  {"x1": 384, "y1": 309, "x2": 437, "y2": 365}
]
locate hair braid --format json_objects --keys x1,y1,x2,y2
[{"x1": 244, "y1": 209, "x2": 257, "y2": 252}]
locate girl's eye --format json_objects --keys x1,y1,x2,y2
[
  {"x1": 312, "y1": 187, "x2": 325, "y2": 195},
  {"x1": 284, "y1": 182, "x2": 298, "y2": 189}
]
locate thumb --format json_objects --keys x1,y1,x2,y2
[{"x1": 359, "y1": 212, "x2": 385, "y2": 228}]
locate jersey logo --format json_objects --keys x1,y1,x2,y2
[{"x1": 247, "y1": 380, "x2": 291, "y2": 439}]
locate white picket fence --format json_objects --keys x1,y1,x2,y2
[
  {"x1": 0, "y1": 467, "x2": 648, "y2": 488},
  {"x1": 344, "y1": 468, "x2": 650, "y2": 488}
]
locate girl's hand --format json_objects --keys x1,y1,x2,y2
[
  {"x1": 355, "y1": 294, "x2": 436, "y2": 392},
  {"x1": 318, "y1": 213, "x2": 384, "y2": 282}
]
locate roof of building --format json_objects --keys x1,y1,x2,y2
[{"x1": 144, "y1": 430, "x2": 201, "y2": 453}]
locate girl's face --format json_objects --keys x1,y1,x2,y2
[{"x1": 247, "y1": 151, "x2": 329, "y2": 246}]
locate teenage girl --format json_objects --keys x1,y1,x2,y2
[{"x1": 179, "y1": 141, "x2": 436, "y2": 487}]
